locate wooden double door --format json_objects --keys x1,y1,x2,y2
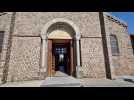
[{"x1": 47, "y1": 39, "x2": 75, "y2": 77}]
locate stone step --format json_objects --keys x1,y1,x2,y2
[
  {"x1": 54, "y1": 71, "x2": 69, "y2": 77},
  {"x1": 41, "y1": 76, "x2": 82, "y2": 87},
  {"x1": 41, "y1": 83, "x2": 81, "y2": 87}
]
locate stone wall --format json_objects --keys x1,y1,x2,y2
[
  {"x1": 104, "y1": 14, "x2": 134, "y2": 77},
  {"x1": 13, "y1": 12, "x2": 101, "y2": 37},
  {"x1": 7, "y1": 12, "x2": 107, "y2": 81},
  {"x1": 80, "y1": 38, "x2": 106, "y2": 78},
  {"x1": 2, "y1": 12, "x2": 134, "y2": 82},
  {"x1": 7, "y1": 37, "x2": 41, "y2": 82},
  {"x1": 1, "y1": 12, "x2": 134, "y2": 82}
]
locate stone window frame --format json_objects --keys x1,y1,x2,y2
[{"x1": 110, "y1": 34, "x2": 120, "y2": 56}]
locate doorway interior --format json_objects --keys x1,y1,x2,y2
[{"x1": 47, "y1": 39, "x2": 75, "y2": 77}]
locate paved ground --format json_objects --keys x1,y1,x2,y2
[
  {"x1": 0, "y1": 78, "x2": 134, "y2": 87},
  {"x1": 79, "y1": 78, "x2": 134, "y2": 87},
  {"x1": 1, "y1": 72, "x2": 134, "y2": 87},
  {"x1": 41, "y1": 76, "x2": 81, "y2": 87},
  {"x1": 0, "y1": 80, "x2": 44, "y2": 87}
]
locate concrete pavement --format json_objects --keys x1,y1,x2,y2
[
  {"x1": 1, "y1": 77, "x2": 134, "y2": 87},
  {"x1": 79, "y1": 78, "x2": 134, "y2": 87}
]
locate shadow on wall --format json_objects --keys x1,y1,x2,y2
[
  {"x1": 130, "y1": 35, "x2": 134, "y2": 54},
  {"x1": 99, "y1": 12, "x2": 112, "y2": 79},
  {"x1": 0, "y1": 31, "x2": 4, "y2": 59}
]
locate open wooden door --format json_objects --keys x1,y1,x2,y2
[
  {"x1": 52, "y1": 46, "x2": 56, "y2": 76},
  {"x1": 47, "y1": 39, "x2": 75, "y2": 77},
  {"x1": 47, "y1": 39, "x2": 53, "y2": 76},
  {"x1": 70, "y1": 40, "x2": 74, "y2": 76}
]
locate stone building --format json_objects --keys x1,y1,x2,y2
[{"x1": 0, "y1": 12, "x2": 134, "y2": 83}]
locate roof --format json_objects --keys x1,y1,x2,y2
[{"x1": 104, "y1": 12, "x2": 128, "y2": 27}]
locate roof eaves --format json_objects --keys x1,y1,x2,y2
[{"x1": 104, "y1": 12, "x2": 128, "y2": 27}]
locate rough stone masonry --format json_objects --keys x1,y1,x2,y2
[{"x1": 0, "y1": 12, "x2": 134, "y2": 83}]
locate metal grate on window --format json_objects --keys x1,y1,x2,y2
[{"x1": 55, "y1": 48, "x2": 67, "y2": 54}]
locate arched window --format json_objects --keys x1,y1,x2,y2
[{"x1": 110, "y1": 35, "x2": 119, "y2": 56}]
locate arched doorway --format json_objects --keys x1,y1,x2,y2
[
  {"x1": 47, "y1": 22, "x2": 75, "y2": 77},
  {"x1": 40, "y1": 18, "x2": 81, "y2": 78}
]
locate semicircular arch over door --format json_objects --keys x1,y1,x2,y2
[{"x1": 40, "y1": 18, "x2": 81, "y2": 78}]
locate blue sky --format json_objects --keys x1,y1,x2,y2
[{"x1": 112, "y1": 12, "x2": 134, "y2": 35}]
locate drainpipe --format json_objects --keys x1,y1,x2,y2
[
  {"x1": 2, "y1": 12, "x2": 16, "y2": 84},
  {"x1": 99, "y1": 12, "x2": 112, "y2": 79}
]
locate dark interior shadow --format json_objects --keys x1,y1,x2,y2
[{"x1": 0, "y1": 31, "x2": 4, "y2": 60}]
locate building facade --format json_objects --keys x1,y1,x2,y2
[{"x1": 0, "y1": 12, "x2": 134, "y2": 83}]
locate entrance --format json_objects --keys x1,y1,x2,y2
[
  {"x1": 54, "y1": 43, "x2": 69, "y2": 74},
  {"x1": 47, "y1": 39, "x2": 75, "y2": 77},
  {"x1": 41, "y1": 20, "x2": 81, "y2": 78}
]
